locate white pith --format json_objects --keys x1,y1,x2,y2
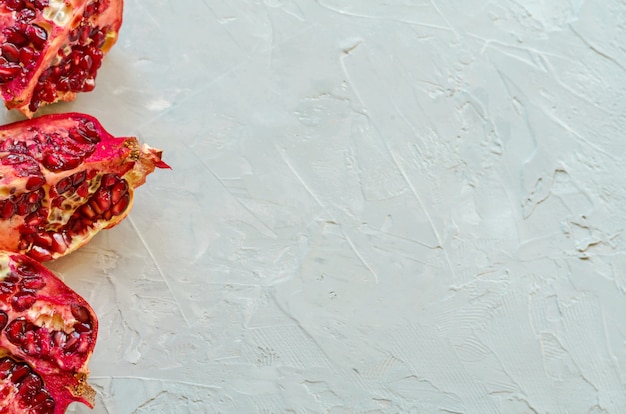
[
  {"x1": 0, "y1": 255, "x2": 12, "y2": 281},
  {"x1": 27, "y1": 302, "x2": 76, "y2": 333},
  {"x1": 42, "y1": 0, "x2": 74, "y2": 27}
]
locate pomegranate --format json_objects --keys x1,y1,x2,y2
[
  {"x1": 0, "y1": 0, "x2": 123, "y2": 117},
  {"x1": 0, "y1": 251, "x2": 97, "y2": 413},
  {"x1": 0, "y1": 112, "x2": 168, "y2": 262}
]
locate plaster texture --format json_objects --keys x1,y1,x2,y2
[{"x1": 2, "y1": 0, "x2": 623, "y2": 413}]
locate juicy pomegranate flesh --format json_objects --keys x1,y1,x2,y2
[
  {"x1": 0, "y1": 112, "x2": 168, "y2": 262},
  {"x1": 0, "y1": 251, "x2": 97, "y2": 413},
  {"x1": 0, "y1": 0, "x2": 123, "y2": 117}
]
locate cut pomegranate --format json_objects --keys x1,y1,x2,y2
[
  {"x1": 0, "y1": 112, "x2": 169, "y2": 262},
  {"x1": 0, "y1": 0, "x2": 123, "y2": 117},
  {"x1": 0, "y1": 251, "x2": 98, "y2": 413}
]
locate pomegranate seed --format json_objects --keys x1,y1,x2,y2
[
  {"x1": 0, "y1": 358, "x2": 13, "y2": 379},
  {"x1": 0, "y1": 311, "x2": 8, "y2": 330},
  {"x1": 101, "y1": 173, "x2": 116, "y2": 187},
  {"x1": 110, "y1": 180, "x2": 129, "y2": 204},
  {"x1": 55, "y1": 176, "x2": 72, "y2": 194},
  {"x1": 26, "y1": 176, "x2": 45, "y2": 191},
  {"x1": 79, "y1": 203, "x2": 96, "y2": 219},
  {"x1": 73, "y1": 322, "x2": 91, "y2": 333},
  {"x1": 4, "y1": 0, "x2": 25, "y2": 10},
  {"x1": 18, "y1": 373, "x2": 43, "y2": 403},
  {"x1": 26, "y1": 245, "x2": 52, "y2": 262},
  {"x1": 83, "y1": 3, "x2": 97, "y2": 18},
  {"x1": 71, "y1": 304, "x2": 91, "y2": 324},
  {"x1": 72, "y1": 170, "x2": 87, "y2": 186},
  {"x1": 75, "y1": 122, "x2": 100, "y2": 144},
  {"x1": 20, "y1": 276, "x2": 45, "y2": 290},
  {"x1": 24, "y1": 210, "x2": 43, "y2": 226},
  {"x1": 0, "y1": 62, "x2": 22, "y2": 82},
  {"x1": 28, "y1": 99, "x2": 39, "y2": 113},
  {"x1": 94, "y1": 187, "x2": 112, "y2": 212},
  {"x1": 11, "y1": 363, "x2": 31, "y2": 383},
  {"x1": 0, "y1": 279, "x2": 16, "y2": 295},
  {"x1": 17, "y1": 8, "x2": 36, "y2": 22},
  {"x1": 52, "y1": 331, "x2": 67, "y2": 347},
  {"x1": 32, "y1": 0, "x2": 49, "y2": 9},
  {"x1": 27, "y1": 190, "x2": 41, "y2": 204},
  {"x1": 51, "y1": 196, "x2": 64, "y2": 208},
  {"x1": 33, "y1": 232, "x2": 52, "y2": 248},
  {"x1": 16, "y1": 262, "x2": 38, "y2": 277},
  {"x1": 76, "y1": 181, "x2": 90, "y2": 197},
  {"x1": 82, "y1": 78, "x2": 95, "y2": 91},
  {"x1": 64, "y1": 331, "x2": 80, "y2": 351},
  {"x1": 42, "y1": 152, "x2": 66, "y2": 171},
  {"x1": 0, "y1": 201, "x2": 16, "y2": 219},
  {"x1": 17, "y1": 200, "x2": 30, "y2": 215},
  {"x1": 12, "y1": 291, "x2": 37, "y2": 311},
  {"x1": 5, "y1": 28, "x2": 28, "y2": 47},
  {"x1": 111, "y1": 193, "x2": 130, "y2": 216},
  {"x1": 49, "y1": 232, "x2": 67, "y2": 254},
  {"x1": 6, "y1": 319, "x2": 26, "y2": 343},
  {"x1": 18, "y1": 46, "x2": 36, "y2": 66},
  {"x1": 25, "y1": 25, "x2": 47, "y2": 49},
  {"x1": 57, "y1": 77, "x2": 70, "y2": 92},
  {"x1": 1, "y1": 43, "x2": 20, "y2": 63}
]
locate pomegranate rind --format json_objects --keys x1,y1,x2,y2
[
  {"x1": 0, "y1": 112, "x2": 167, "y2": 261},
  {"x1": 0, "y1": 0, "x2": 124, "y2": 117},
  {"x1": 0, "y1": 251, "x2": 97, "y2": 413}
]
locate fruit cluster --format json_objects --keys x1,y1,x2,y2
[{"x1": 0, "y1": 0, "x2": 166, "y2": 412}]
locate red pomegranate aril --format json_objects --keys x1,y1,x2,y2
[
  {"x1": 18, "y1": 373, "x2": 42, "y2": 402},
  {"x1": 49, "y1": 232, "x2": 67, "y2": 253},
  {"x1": 0, "y1": 311, "x2": 7, "y2": 330},
  {"x1": 93, "y1": 187, "x2": 111, "y2": 213},
  {"x1": 0, "y1": 358, "x2": 11, "y2": 377},
  {"x1": 25, "y1": 24, "x2": 47, "y2": 49},
  {"x1": 16, "y1": 201, "x2": 29, "y2": 215},
  {"x1": 1, "y1": 43, "x2": 20, "y2": 63},
  {"x1": 110, "y1": 180, "x2": 128, "y2": 203},
  {"x1": 12, "y1": 291, "x2": 37, "y2": 311},
  {"x1": 20, "y1": 275, "x2": 44, "y2": 290},
  {"x1": 33, "y1": 232, "x2": 52, "y2": 248},
  {"x1": 79, "y1": 203, "x2": 95, "y2": 220},
  {"x1": 27, "y1": 246, "x2": 52, "y2": 261},
  {"x1": 4, "y1": 28, "x2": 28, "y2": 47},
  {"x1": 72, "y1": 170, "x2": 86, "y2": 186},
  {"x1": 4, "y1": 0, "x2": 25, "y2": 11},
  {"x1": 10, "y1": 363, "x2": 31, "y2": 383},
  {"x1": 55, "y1": 176, "x2": 72, "y2": 194},
  {"x1": 18, "y1": 45, "x2": 36, "y2": 65},
  {"x1": 0, "y1": 62, "x2": 21, "y2": 82},
  {"x1": 111, "y1": 193, "x2": 130, "y2": 216},
  {"x1": 26, "y1": 176, "x2": 45, "y2": 191},
  {"x1": 1, "y1": 201, "x2": 15, "y2": 219}
]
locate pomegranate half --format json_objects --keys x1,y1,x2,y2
[
  {"x1": 0, "y1": 112, "x2": 168, "y2": 262},
  {"x1": 0, "y1": 0, "x2": 123, "y2": 117},
  {"x1": 0, "y1": 251, "x2": 97, "y2": 413}
]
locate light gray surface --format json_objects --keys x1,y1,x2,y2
[{"x1": 8, "y1": 0, "x2": 624, "y2": 413}]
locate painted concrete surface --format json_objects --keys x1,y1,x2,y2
[{"x1": 6, "y1": 0, "x2": 623, "y2": 412}]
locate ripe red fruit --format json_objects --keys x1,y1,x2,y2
[
  {"x1": 0, "y1": 112, "x2": 169, "y2": 262},
  {"x1": 0, "y1": 0, "x2": 123, "y2": 117},
  {"x1": 0, "y1": 251, "x2": 98, "y2": 413}
]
